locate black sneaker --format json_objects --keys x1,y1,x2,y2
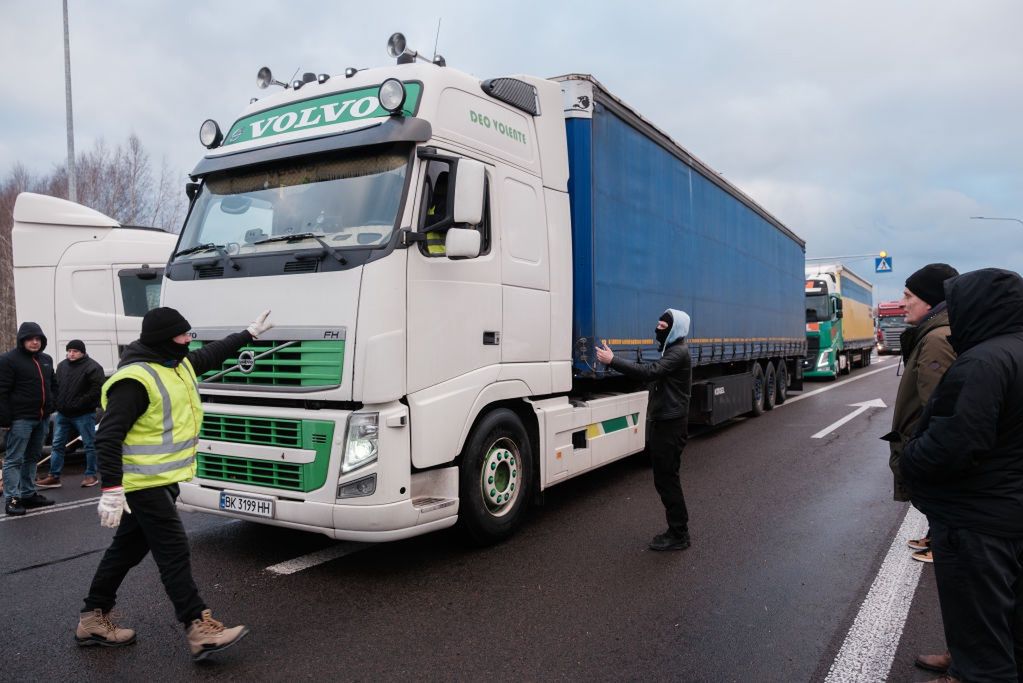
[
  {"x1": 649, "y1": 530, "x2": 691, "y2": 551},
  {"x1": 21, "y1": 493, "x2": 55, "y2": 509},
  {"x1": 5, "y1": 498, "x2": 26, "y2": 516}
]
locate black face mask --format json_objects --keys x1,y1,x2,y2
[
  {"x1": 655, "y1": 326, "x2": 670, "y2": 351},
  {"x1": 149, "y1": 340, "x2": 190, "y2": 366}
]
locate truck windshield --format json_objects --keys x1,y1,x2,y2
[
  {"x1": 805, "y1": 294, "x2": 830, "y2": 322},
  {"x1": 879, "y1": 315, "x2": 906, "y2": 327},
  {"x1": 175, "y1": 145, "x2": 409, "y2": 261}
]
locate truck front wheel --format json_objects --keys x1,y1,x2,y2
[{"x1": 458, "y1": 408, "x2": 534, "y2": 546}]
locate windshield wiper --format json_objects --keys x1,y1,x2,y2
[
  {"x1": 175, "y1": 242, "x2": 239, "y2": 271},
  {"x1": 253, "y1": 232, "x2": 347, "y2": 265}
]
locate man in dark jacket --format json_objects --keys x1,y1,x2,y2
[
  {"x1": 902, "y1": 268, "x2": 1023, "y2": 682},
  {"x1": 37, "y1": 340, "x2": 106, "y2": 489},
  {"x1": 596, "y1": 309, "x2": 693, "y2": 551},
  {"x1": 76, "y1": 306, "x2": 271, "y2": 661},
  {"x1": 0, "y1": 322, "x2": 58, "y2": 515},
  {"x1": 882, "y1": 264, "x2": 958, "y2": 563}
]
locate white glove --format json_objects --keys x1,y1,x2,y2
[
  {"x1": 98, "y1": 487, "x2": 131, "y2": 528},
  {"x1": 246, "y1": 309, "x2": 273, "y2": 338}
]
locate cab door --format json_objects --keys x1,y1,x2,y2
[{"x1": 406, "y1": 152, "x2": 500, "y2": 394}]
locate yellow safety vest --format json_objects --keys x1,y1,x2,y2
[
  {"x1": 101, "y1": 359, "x2": 203, "y2": 493},
  {"x1": 426, "y1": 205, "x2": 446, "y2": 255}
]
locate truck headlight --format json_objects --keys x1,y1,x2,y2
[
  {"x1": 342, "y1": 413, "x2": 379, "y2": 473},
  {"x1": 817, "y1": 351, "x2": 831, "y2": 368}
]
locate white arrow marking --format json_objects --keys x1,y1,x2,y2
[{"x1": 811, "y1": 398, "x2": 888, "y2": 439}]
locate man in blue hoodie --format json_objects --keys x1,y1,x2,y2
[
  {"x1": 596, "y1": 309, "x2": 693, "y2": 551},
  {"x1": 0, "y1": 322, "x2": 58, "y2": 515}
]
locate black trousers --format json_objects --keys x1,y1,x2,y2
[
  {"x1": 647, "y1": 417, "x2": 690, "y2": 536},
  {"x1": 931, "y1": 522, "x2": 1023, "y2": 682},
  {"x1": 83, "y1": 483, "x2": 206, "y2": 626}
]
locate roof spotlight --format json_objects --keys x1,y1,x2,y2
[
  {"x1": 199, "y1": 119, "x2": 223, "y2": 148},
  {"x1": 256, "y1": 66, "x2": 288, "y2": 89},
  {"x1": 378, "y1": 78, "x2": 407, "y2": 114}
]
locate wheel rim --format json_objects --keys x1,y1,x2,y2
[{"x1": 480, "y1": 437, "x2": 520, "y2": 517}]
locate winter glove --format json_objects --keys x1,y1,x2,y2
[
  {"x1": 98, "y1": 487, "x2": 131, "y2": 528},
  {"x1": 246, "y1": 309, "x2": 273, "y2": 339}
]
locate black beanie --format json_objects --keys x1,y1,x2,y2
[
  {"x1": 66, "y1": 339, "x2": 86, "y2": 353},
  {"x1": 140, "y1": 307, "x2": 191, "y2": 345},
  {"x1": 906, "y1": 263, "x2": 959, "y2": 307}
]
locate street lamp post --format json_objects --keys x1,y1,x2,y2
[
  {"x1": 63, "y1": 0, "x2": 76, "y2": 203},
  {"x1": 971, "y1": 216, "x2": 1023, "y2": 227}
]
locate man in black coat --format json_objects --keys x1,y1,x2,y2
[
  {"x1": 0, "y1": 322, "x2": 58, "y2": 515},
  {"x1": 37, "y1": 340, "x2": 106, "y2": 489},
  {"x1": 902, "y1": 268, "x2": 1023, "y2": 682},
  {"x1": 596, "y1": 308, "x2": 693, "y2": 551}
]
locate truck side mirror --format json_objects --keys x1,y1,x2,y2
[
  {"x1": 453, "y1": 159, "x2": 485, "y2": 225},
  {"x1": 444, "y1": 228, "x2": 481, "y2": 258},
  {"x1": 836, "y1": 310, "x2": 844, "y2": 319}
]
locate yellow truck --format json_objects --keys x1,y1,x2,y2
[{"x1": 803, "y1": 264, "x2": 875, "y2": 378}]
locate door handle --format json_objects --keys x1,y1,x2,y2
[{"x1": 483, "y1": 331, "x2": 501, "y2": 345}]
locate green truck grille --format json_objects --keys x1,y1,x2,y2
[
  {"x1": 190, "y1": 339, "x2": 344, "y2": 386},
  {"x1": 197, "y1": 414, "x2": 333, "y2": 492}
]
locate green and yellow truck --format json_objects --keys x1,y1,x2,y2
[{"x1": 803, "y1": 264, "x2": 875, "y2": 379}]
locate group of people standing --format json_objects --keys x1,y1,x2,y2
[
  {"x1": 889, "y1": 265, "x2": 1023, "y2": 683},
  {"x1": 1, "y1": 324, "x2": 105, "y2": 514}
]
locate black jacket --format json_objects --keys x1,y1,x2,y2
[
  {"x1": 901, "y1": 268, "x2": 1023, "y2": 537},
  {"x1": 96, "y1": 331, "x2": 253, "y2": 488},
  {"x1": 54, "y1": 354, "x2": 105, "y2": 417},
  {"x1": 609, "y1": 340, "x2": 692, "y2": 420},
  {"x1": 0, "y1": 322, "x2": 55, "y2": 426}
]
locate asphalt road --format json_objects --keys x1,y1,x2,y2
[{"x1": 1, "y1": 356, "x2": 947, "y2": 682}]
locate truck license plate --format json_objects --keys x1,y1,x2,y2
[{"x1": 219, "y1": 491, "x2": 275, "y2": 518}]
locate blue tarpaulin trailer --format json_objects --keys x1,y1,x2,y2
[{"x1": 558, "y1": 75, "x2": 807, "y2": 424}]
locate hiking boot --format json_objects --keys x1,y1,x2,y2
[
  {"x1": 36, "y1": 474, "x2": 62, "y2": 489},
  {"x1": 5, "y1": 498, "x2": 25, "y2": 516},
  {"x1": 21, "y1": 493, "x2": 55, "y2": 509},
  {"x1": 81, "y1": 476, "x2": 99, "y2": 488},
  {"x1": 76, "y1": 609, "x2": 137, "y2": 647},
  {"x1": 911, "y1": 549, "x2": 934, "y2": 563},
  {"x1": 915, "y1": 651, "x2": 952, "y2": 672},
  {"x1": 186, "y1": 609, "x2": 249, "y2": 661},
  {"x1": 649, "y1": 530, "x2": 691, "y2": 552},
  {"x1": 908, "y1": 536, "x2": 930, "y2": 551}
]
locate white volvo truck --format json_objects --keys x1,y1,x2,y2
[{"x1": 168, "y1": 34, "x2": 805, "y2": 543}]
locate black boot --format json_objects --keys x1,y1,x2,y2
[
  {"x1": 649, "y1": 530, "x2": 691, "y2": 551},
  {"x1": 21, "y1": 493, "x2": 55, "y2": 509},
  {"x1": 5, "y1": 498, "x2": 26, "y2": 516}
]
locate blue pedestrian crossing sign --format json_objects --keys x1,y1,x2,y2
[{"x1": 875, "y1": 256, "x2": 893, "y2": 273}]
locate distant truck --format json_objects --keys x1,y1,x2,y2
[
  {"x1": 803, "y1": 264, "x2": 875, "y2": 378},
  {"x1": 12, "y1": 193, "x2": 177, "y2": 375},
  {"x1": 875, "y1": 300, "x2": 908, "y2": 355}
]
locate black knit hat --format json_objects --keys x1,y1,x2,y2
[
  {"x1": 66, "y1": 339, "x2": 86, "y2": 353},
  {"x1": 906, "y1": 263, "x2": 959, "y2": 307},
  {"x1": 140, "y1": 307, "x2": 191, "y2": 345}
]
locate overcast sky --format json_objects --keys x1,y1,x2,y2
[{"x1": 3, "y1": 0, "x2": 1021, "y2": 300}]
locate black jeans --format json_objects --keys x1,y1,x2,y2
[
  {"x1": 647, "y1": 417, "x2": 690, "y2": 537},
  {"x1": 83, "y1": 483, "x2": 206, "y2": 625},
  {"x1": 931, "y1": 522, "x2": 1023, "y2": 682}
]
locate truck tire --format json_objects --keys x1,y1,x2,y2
[
  {"x1": 750, "y1": 363, "x2": 766, "y2": 416},
  {"x1": 763, "y1": 362, "x2": 778, "y2": 411},
  {"x1": 776, "y1": 362, "x2": 789, "y2": 404},
  {"x1": 839, "y1": 352, "x2": 851, "y2": 376},
  {"x1": 457, "y1": 408, "x2": 534, "y2": 546}
]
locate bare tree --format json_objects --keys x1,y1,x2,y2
[{"x1": 0, "y1": 136, "x2": 185, "y2": 348}]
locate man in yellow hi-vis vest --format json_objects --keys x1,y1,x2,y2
[
  {"x1": 75, "y1": 306, "x2": 272, "y2": 661},
  {"x1": 425, "y1": 171, "x2": 449, "y2": 255}
]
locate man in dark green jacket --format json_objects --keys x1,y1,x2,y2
[{"x1": 596, "y1": 309, "x2": 693, "y2": 551}]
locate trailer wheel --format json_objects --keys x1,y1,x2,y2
[
  {"x1": 776, "y1": 362, "x2": 789, "y2": 405},
  {"x1": 763, "y1": 362, "x2": 778, "y2": 411},
  {"x1": 457, "y1": 408, "x2": 534, "y2": 546},
  {"x1": 750, "y1": 363, "x2": 766, "y2": 416},
  {"x1": 863, "y1": 350, "x2": 873, "y2": 367}
]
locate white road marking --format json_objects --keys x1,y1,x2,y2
[
  {"x1": 824, "y1": 506, "x2": 929, "y2": 682},
  {"x1": 811, "y1": 399, "x2": 888, "y2": 439},
  {"x1": 778, "y1": 358, "x2": 896, "y2": 408},
  {"x1": 0, "y1": 497, "x2": 97, "y2": 522},
  {"x1": 265, "y1": 542, "x2": 370, "y2": 575}
]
